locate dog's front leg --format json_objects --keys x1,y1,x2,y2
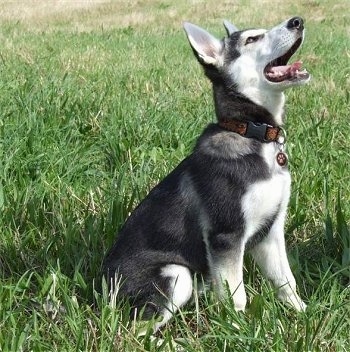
[
  {"x1": 250, "y1": 216, "x2": 306, "y2": 311},
  {"x1": 210, "y1": 241, "x2": 247, "y2": 311}
]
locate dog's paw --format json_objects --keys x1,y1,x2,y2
[
  {"x1": 234, "y1": 303, "x2": 246, "y2": 312},
  {"x1": 296, "y1": 299, "x2": 307, "y2": 312},
  {"x1": 279, "y1": 292, "x2": 307, "y2": 312},
  {"x1": 289, "y1": 295, "x2": 307, "y2": 312}
]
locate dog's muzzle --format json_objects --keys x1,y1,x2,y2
[{"x1": 264, "y1": 16, "x2": 310, "y2": 85}]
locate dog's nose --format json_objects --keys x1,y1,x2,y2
[{"x1": 287, "y1": 17, "x2": 304, "y2": 30}]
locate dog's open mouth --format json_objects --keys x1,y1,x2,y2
[{"x1": 264, "y1": 38, "x2": 310, "y2": 83}]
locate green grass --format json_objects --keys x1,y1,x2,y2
[{"x1": 0, "y1": 1, "x2": 349, "y2": 351}]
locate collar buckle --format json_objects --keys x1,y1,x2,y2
[{"x1": 245, "y1": 121, "x2": 270, "y2": 142}]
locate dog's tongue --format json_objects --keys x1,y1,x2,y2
[
  {"x1": 290, "y1": 61, "x2": 303, "y2": 73},
  {"x1": 267, "y1": 61, "x2": 303, "y2": 81}
]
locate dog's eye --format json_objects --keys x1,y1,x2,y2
[{"x1": 245, "y1": 35, "x2": 262, "y2": 45}]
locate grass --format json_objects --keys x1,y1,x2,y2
[{"x1": 0, "y1": 0, "x2": 349, "y2": 350}]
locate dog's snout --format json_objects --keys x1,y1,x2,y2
[{"x1": 287, "y1": 17, "x2": 304, "y2": 30}]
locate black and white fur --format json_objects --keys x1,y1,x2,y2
[{"x1": 103, "y1": 17, "x2": 310, "y2": 331}]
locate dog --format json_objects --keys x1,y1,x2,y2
[{"x1": 102, "y1": 17, "x2": 310, "y2": 332}]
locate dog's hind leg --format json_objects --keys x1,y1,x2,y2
[
  {"x1": 153, "y1": 264, "x2": 193, "y2": 332},
  {"x1": 250, "y1": 214, "x2": 306, "y2": 311}
]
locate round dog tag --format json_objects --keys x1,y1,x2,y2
[{"x1": 276, "y1": 152, "x2": 288, "y2": 167}]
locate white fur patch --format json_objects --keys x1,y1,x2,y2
[
  {"x1": 153, "y1": 264, "x2": 193, "y2": 331},
  {"x1": 241, "y1": 170, "x2": 290, "y2": 240},
  {"x1": 161, "y1": 264, "x2": 193, "y2": 306}
]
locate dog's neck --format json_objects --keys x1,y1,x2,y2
[
  {"x1": 212, "y1": 84, "x2": 285, "y2": 127},
  {"x1": 244, "y1": 87, "x2": 285, "y2": 126}
]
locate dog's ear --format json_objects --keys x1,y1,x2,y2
[
  {"x1": 223, "y1": 20, "x2": 238, "y2": 36},
  {"x1": 183, "y1": 22, "x2": 224, "y2": 66}
]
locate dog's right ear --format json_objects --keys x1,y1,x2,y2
[
  {"x1": 223, "y1": 20, "x2": 238, "y2": 36},
  {"x1": 183, "y1": 22, "x2": 224, "y2": 66}
]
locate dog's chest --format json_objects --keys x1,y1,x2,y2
[{"x1": 241, "y1": 146, "x2": 291, "y2": 238}]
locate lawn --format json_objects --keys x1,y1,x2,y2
[{"x1": 0, "y1": 0, "x2": 349, "y2": 351}]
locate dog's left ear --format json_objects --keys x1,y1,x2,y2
[
  {"x1": 223, "y1": 20, "x2": 238, "y2": 36},
  {"x1": 183, "y1": 22, "x2": 224, "y2": 66}
]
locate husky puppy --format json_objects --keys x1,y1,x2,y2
[{"x1": 103, "y1": 17, "x2": 310, "y2": 331}]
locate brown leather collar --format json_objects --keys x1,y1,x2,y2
[{"x1": 219, "y1": 119, "x2": 282, "y2": 143}]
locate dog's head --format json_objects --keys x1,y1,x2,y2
[{"x1": 183, "y1": 17, "x2": 310, "y2": 95}]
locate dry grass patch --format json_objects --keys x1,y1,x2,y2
[
  {"x1": 0, "y1": 0, "x2": 106, "y2": 22},
  {"x1": 1, "y1": 0, "x2": 343, "y2": 33}
]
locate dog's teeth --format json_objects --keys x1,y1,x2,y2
[{"x1": 296, "y1": 69, "x2": 307, "y2": 77}]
